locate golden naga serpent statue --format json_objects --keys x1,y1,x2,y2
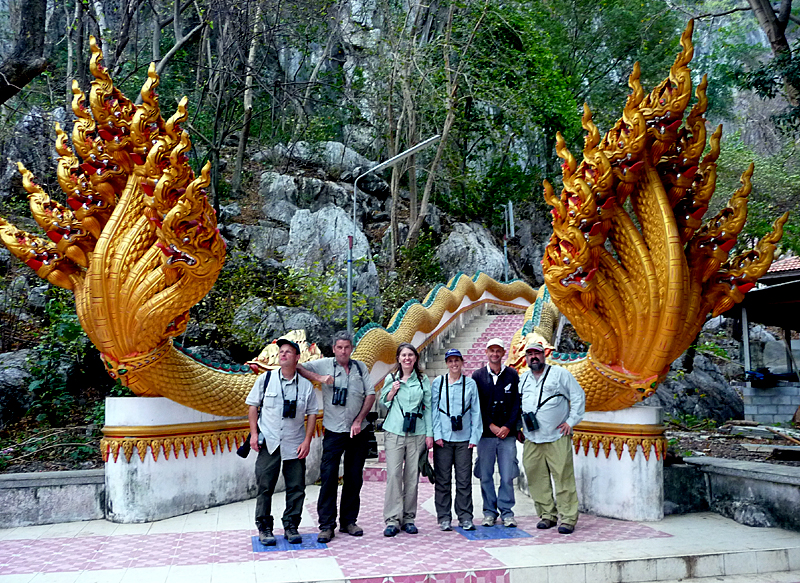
[
  {"x1": 0, "y1": 39, "x2": 534, "y2": 416},
  {"x1": 505, "y1": 20, "x2": 788, "y2": 410},
  {"x1": 0, "y1": 21, "x2": 787, "y2": 416}
]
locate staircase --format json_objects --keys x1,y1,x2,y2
[
  {"x1": 423, "y1": 311, "x2": 526, "y2": 378},
  {"x1": 364, "y1": 310, "x2": 526, "y2": 483}
]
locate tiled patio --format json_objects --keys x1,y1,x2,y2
[{"x1": 1, "y1": 479, "x2": 800, "y2": 583}]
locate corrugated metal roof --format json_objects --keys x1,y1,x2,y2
[{"x1": 767, "y1": 256, "x2": 800, "y2": 273}]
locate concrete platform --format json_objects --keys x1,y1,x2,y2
[{"x1": 1, "y1": 481, "x2": 799, "y2": 582}]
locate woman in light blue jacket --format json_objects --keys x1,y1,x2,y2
[
  {"x1": 431, "y1": 348, "x2": 482, "y2": 531},
  {"x1": 378, "y1": 342, "x2": 433, "y2": 537}
]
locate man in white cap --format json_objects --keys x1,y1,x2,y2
[
  {"x1": 470, "y1": 337, "x2": 520, "y2": 527},
  {"x1": 518, "y1": 334, "x2": 585, "y2": 534}
]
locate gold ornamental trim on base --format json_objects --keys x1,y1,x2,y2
[
  {"x1": 101, "y1": 417, "x2": 325, "y2": 463},
  {"x1": 572, "y1": 421, "x2": 667, "y2": 462}
]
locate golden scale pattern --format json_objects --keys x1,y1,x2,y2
[
  {"x1": 532, "y1": 20, "x2": 786, "y2": 412},
  {"x1": 0, "y1": 22, "x2": 788, "y2": 463}
]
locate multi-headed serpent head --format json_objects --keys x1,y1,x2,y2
[
  {"x1": 0, "y1": 38, "x2": 226, "y2": 392},
  {"x1": 542, "y1": 20, "x2": 788, "y2": 405}
]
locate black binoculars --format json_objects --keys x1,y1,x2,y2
[
  {"x1": 332, "y1": 386, "x2": 347, "y2": 406},
  {"x1": 522, "y1": 411, "x2": 539, "y2": 432},
  {"x1": 450, "y1": 415, "x2": 463, "y2": 431},
  {"x1": 282, "y1": 399, "x2": 297, "y2": 419},
  {"x1": 402, "y1": 412, "x2": 420, "y2": 433}
]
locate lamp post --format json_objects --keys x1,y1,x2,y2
[{"x1": 347, "y1": 134, "x2": 441, "y2": 335}]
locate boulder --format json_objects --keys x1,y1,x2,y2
[
  {"x1": 0, "y1": 349, "x2": 33, "y2": 429},
  {"x1": 644, "y1": 352, "x2": 744, "y2": 424},
  {"x1": 0, "y1": 107, "x2": 67, "y2": 204},
  {"x1": 435, "y1": 222, "x2": 511, "y2": 282},
  {"x1": 231, "y1": 300, "x2": 331, "y2": 347},
  {"x1": 274, "y1": 141, "x2": 377, "y2": 179},
  {"x1": 259, "y1": 172, "x2": 375, "y2": 224},
  {"x1": 515, "y1": 212, "x2": 552, "y2": 285},
  {"x1": 283, "y1": 204, "x2": 380, "y2": 318}
]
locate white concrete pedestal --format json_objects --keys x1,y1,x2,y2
[
  {"x1": 573, "y1": 406, "x2": 665, "y2": 521},
  {"x1": 103, "y1": 397, "x2": 322, "y2": 523}
]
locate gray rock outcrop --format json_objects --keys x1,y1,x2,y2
[
  {"x1": 0, "y1": 107, "x2": 67, "y2": 204},
  {"x1": 435, "y1": 222, "x2": 511, "y2": 282},
  {"x1": 644, "y1": 352, "x2": 744, "y2": 424},
  {"x1": 231, "y1": 301, "x2": 331, "y2": 348},
  {"x1": 0, "y1": 349, "x2": 33, "y2": 429},
  {"x1": 283, "y1": 204, "x2": 380, "y2": 318}
]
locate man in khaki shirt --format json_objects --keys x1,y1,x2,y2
[{"x1": 298, "y1": 331, "x2": 375, "y2": 543}]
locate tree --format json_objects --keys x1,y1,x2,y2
[{"x1": 0, "y1": 0, "x2": 47, "y2": 104}]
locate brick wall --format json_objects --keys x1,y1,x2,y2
[{"x1": 742, "y1": 383, "x2": 800, "y2": 424}]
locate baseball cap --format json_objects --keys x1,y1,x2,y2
[
  {"x1": 276, "y1": 338, "x2": 301, "y2": 355},
  {"x1": 444, "y1": 348, "x2": 463, "y2": 360},
  {"x1": 485, "y1": 337, "x2": 505, "y2": 350},
  {"x1": 524, "y1": 333, "x2": 553, "y2": 353}
]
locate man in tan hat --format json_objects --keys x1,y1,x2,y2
[
  {"x1": 518, "y1": 333, "x2": 584, "y2": 534},
  {"x1": 471, "y1": 337, "x2": 520, "y2": 527}
]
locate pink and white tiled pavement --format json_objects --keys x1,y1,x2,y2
[{"x1": 2, "y1": 478, "x2": 799, "y2": 583}]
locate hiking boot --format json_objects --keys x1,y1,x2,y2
[
  {"x1": 383, "y1": 524, "x2": 400, "y2": 537},
  {"x1": 459, "y1": 520, "x2": 476, "y2": 531},
  {"x1": 558, "y1": 524, "x2": 574, "y2": 535},
  {"x1": 401, "y1": 523, "x2": 418, "y2": 534},
  {"x1": 339, "y1": 523, "x2": 363, "y2": 536},
  {"x1": 317, "y1": 528, "x2": 334, "y2": 543},
  {"x1": 439, "y1": 520, "x2": 453, "y2": 531},
  {"x1": 481, "y1": 515, "x2": 496, "y2": 527},
  {"x1": 503, "y1": 516, "x2": 517, "y2": 528},
  {"x1": 284, "y1": 526, "x2": 302, "y2": 544},
  {"x1": 258, "y1": 528, "x2": 276, "y2": 546},
  {"x1": 536, "y1": 518, "x2": 556, "y2": 530}
]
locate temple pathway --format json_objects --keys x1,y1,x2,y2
[{"x1": 1, "y1": 480, "x2": 799, "y2": 583}]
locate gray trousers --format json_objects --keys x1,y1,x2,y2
[
  {"x1": 433, "y1": 440, "x2": 473, "y2": 523},
  {"x1": 383, "y1": 431, "x2": 425, "y2": 527}
]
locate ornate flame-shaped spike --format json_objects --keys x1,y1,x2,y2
[{"x1": 539, "y1": 19, "x2": 787, "y2": 410}]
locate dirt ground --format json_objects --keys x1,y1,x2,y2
[{"x1": 666, "y1": 427, "x2": 800, "y2": 467}]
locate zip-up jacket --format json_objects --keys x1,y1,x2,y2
[{"x1": 471, "y1": 365, "x2": 520, "y2": 438}]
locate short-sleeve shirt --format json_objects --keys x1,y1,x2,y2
[
  {"x1": 303, "y1": 357, "x2": 375, "y2": 433},
  {"x1": 245, "y1": 369, "x2": 318, "y2": 460}
]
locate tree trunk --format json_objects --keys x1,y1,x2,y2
[
  {"x1": 0, "y1": 0, "x2": 48, "y2": 104},
  {"x1": 747, "y1": 0, "x2": 799, "y2": 106},
  {"x1": 232, "y1": 4, "x2": 263, "y2": 196}
]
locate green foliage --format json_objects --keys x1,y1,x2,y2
[
  {"x1": 193, "y1": 252, "x2": 373, "y2": 351},
  {"x1": 666, "y1": 411, "x2": 718, "y2": 431},
  {"x1": 692, "y1": 338, "x2": 729, "y2": 360},
  {"x1": 84, "y1": 380, "x2": 135, "y2": 427},
  {"x1": 26, "y1": 289, "x2": 88, "y2": 427},
  {"x1": 712, "y1": 133, "x2": 800, "y2": 255}
]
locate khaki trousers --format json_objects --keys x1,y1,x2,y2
[
  {"x1": 522, "y1": 435, "x2": 579, "y2": 526},
  {"x1": 383, "y1": 431, "x2": 426, "y2": 526}
]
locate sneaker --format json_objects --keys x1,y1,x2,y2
[
  {"x1": 317, "y1": 528, "x2": 334, "y2": 543},
  {"x1": 481, "y1": 515, "x2": 496, "y2": 527},
  {"x1": 536, "y1": 518, "x2": 556, "y2": 530},
  {"x1": 503, "y1": 516, "x2": 517, "y2": 528},
  {"x1": 284, "y1": 526, "x2": 302, "y2": 544},
  {"x1": 339, "y1": 523, "x2": 364, "y2": 536},
  {"x1": 558, "y1": 524, "x2": 575, "y2": 535},
  {"x1": 459, "y1": 520, "x2": 476, "y2": 531},
  {"x1": 258, "y1": 528, "x2": 276, "y2": 546},
  {"x1": 383, "y1": 524, "x2": 400, "y2": 537},
  {"x1": 439, "y1": 520, "x2": 453, "y2": 531},
  {"x1": 401, "y1": 523, "x2": 418, "y2": 534}
]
